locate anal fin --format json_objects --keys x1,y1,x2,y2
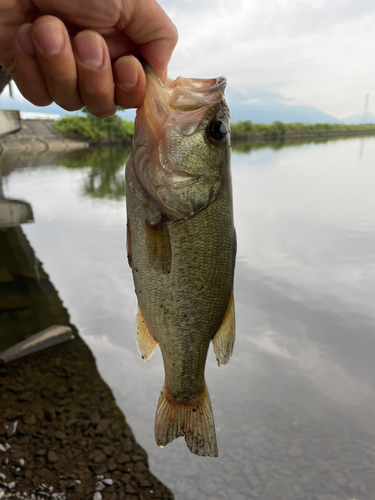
[
  {"x1": 136, "y1": 305, "x2": 158, "y2": 362},
  {"x1": 155, "y1": 382, "x2": 218, "y2": 457},
  {"x1": 212, "y1": 292, "x2": 235, "y2": 367}
]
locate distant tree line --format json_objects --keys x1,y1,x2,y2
[
  {"x1": 230, "y1": 120, "x2": 375, "y2": 139},
  {"x1": 53, "y1": 111, "x2": 375, "y2": 145}
]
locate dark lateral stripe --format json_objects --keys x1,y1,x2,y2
[{"x1": 0, "y1": 325, "x2": 74, "y2": 364}]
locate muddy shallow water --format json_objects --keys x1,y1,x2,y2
[{"x1": 1, "y1": 136, "x2": 375, "y2": 499}]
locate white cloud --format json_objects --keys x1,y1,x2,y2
[
  {"x1": 160, "y1": 0, "x2": 375, "y2": 119},
  {"x1": 2, "y1": 0, "x2": 375, "y2": 120}
]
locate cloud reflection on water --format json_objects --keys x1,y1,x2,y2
[{"x1": 3, "y1": 137, "x2": 375, "y2": 498}]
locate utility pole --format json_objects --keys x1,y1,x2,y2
[{"x1": 363, "y1": 94, "x2": 369, "y2": 124}]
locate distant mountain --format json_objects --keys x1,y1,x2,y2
[
  {"x1": 341, "y1": 113, "x2": 375, "y2": 125},
  {"x1": 1, "y1": 86, "x2": 340, "y2": 125},
  {"x1": 225, "y1": 90, "x2": 339, "y2": 124}
]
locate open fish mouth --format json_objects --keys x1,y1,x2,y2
[
  {"x1": 166, "y1": 75, "x2": 227, "y2": 111},
  {"x1": 141, "y1": 63, "x2": 228, "y2": 141}
]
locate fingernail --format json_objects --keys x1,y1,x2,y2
[
  {"x1": 33, "y1": 23, "x2": 65, "y2": 54},
  {"x1": 115, "y1": 57, "x2": 140, "y2": 90},
  {"x1": 75, "y1": 32, "x2": 104, "y2": 69},
  {"x1": 18, "y1": 24, "x2": 35, "y2": 57}
]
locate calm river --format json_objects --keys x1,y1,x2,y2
[{"x1": 1, "y1": 136, "x2": 375, "y2": 500}]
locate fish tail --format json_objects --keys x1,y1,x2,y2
[{"x1": 154, "y1": 382, "x2": 218, "y2": 457}]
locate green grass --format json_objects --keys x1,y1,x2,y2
[
  {"x1": 53, "y1": 109, "x2": 134, "y2": 144},
  {"x1": 231, "y1": 120, "x2": 375, "y2": 139},
  {"x1": 53, "y1": 110, "x2": 375, "y2": 145}
]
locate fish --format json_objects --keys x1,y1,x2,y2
[{"x1": 125, "y1": 63, "x2": 236, "y2": 457}]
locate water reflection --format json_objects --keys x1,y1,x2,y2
[
  {"x1": 0, "y1": 163, "x2": 173, "y2": 499},
  {"x1": 231, "y1": 134, "x2": 375, "y2": 153},
  {"x1": 58, "y1": 147, "x2": 130, "y2": 200},
  {"x1": 1, "y1": 136, "x2": 375, "y2": 499}
]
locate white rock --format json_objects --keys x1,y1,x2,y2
[{"x1": 95, "y1": 481, "x2": 105, "y2": 491}]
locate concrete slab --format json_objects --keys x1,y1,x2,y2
[{"x1": 0, "y1": 110, "x2": 21, "y2": 138}]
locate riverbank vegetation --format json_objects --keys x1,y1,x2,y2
[
  {"x1": 53, "y1": 111, "x2": 375, "y2": 144},
  {"x1": 230, "y1": 120, "x2": 375, "y2": 139},
  {"x1": 53, "y1": 109, "x2": 134, "y2": 145}
]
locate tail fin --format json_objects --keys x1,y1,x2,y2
[{"x1": 154, "y1": 382, "x2": 218, "y2": 457}]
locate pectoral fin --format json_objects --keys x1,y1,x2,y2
[
  {"x1": 145, "y1": 215, "x2": 171, "y2": 274},
  {"x1": 136, "y1": 305, "x2": 158, "y2": 362},
  {"x1": 212, "y1": 292, "x2": 235, "y2": 367}
]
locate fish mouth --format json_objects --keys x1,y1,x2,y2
[
  {"x1": 140, "y1": 63, "x2": 227, "y2": 142},
  {"x1": 167, "y1": 75, "x2": 227, "y2": 111}
]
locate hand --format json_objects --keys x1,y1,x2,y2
[{"x1": 0, "y1": 0, "x2": 178, "y2": 117}]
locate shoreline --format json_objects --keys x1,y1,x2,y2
[
  {"x1": 1, "y1": 119, "x2": 375, "y2": 153},
  {"x1": 231, "y1": 129, "x2": 375, "y2": 142},
  {"x1": 0, "y1": 119, "x2": 89, "y2": 153}
]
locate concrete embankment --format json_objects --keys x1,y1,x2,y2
[
  {"x1": 0, "y1": 119, "x2": 88, "y2": 152},
  {"x1": 0, "y1": 110, "x2": 21, "y2": 138}
]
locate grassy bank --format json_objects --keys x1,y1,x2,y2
[
  {"x1": 230, "y1": 120, "x2": 375, "y2": 140},
  {"x1": 53, "y1": 111, "x2": 375, "y2": 145},
  {"x1": 53, "y1": 109, "x2": 134, "y2": 145}
]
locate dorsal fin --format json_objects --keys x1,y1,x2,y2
[
  {"x1": 136, "y1": 306, "x2": 158, "y2": 362},
  {"x1": 211, "y1": 292, "x2": 235, "y2": 366}
]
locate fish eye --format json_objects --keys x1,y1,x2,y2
[{"x1": 207, "y1": 121, "x2": 228, "y2": 143}]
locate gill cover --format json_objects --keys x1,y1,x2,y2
[{"x1": 129, "y1": 63, "x2": 230, "y2": 221}]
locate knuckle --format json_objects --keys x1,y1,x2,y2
[
  {"x1": 82, "y1": 81, "x2": 114, "y2": 100},
  {"x1": 170, "y1": 25, "x2": 179, "y2": 46},
  {"x1": 47, "y1": 73, "x2": 76, "y2": 89}
]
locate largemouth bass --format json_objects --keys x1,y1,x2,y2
[{"x1": 126, "y1": 64, "x2": 236, "y2": 457}]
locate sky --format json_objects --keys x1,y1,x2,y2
[
  {"x1": 2, "y1": 0, "x2": 375, "y2": 120},
  {"x1": 160, "y1": 0, "x2": 375, "y2": 120}
]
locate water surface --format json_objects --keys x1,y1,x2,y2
[{"x1": 1, "y1": 136, "x2": 375, "y2": 499}]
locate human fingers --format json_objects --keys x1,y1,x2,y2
[
  {"x1": 73, "y1": 30, "x2": 117, "y2": 118},
  {"x1": 113, "y1": 56, "x2": 146, "y2": 109},
  {"x1": 30, "y1": 16, "x2": 83, "y2": 111},
  {"x1": 118, "y1": 0, "x2": 178, "y2": 82},
  {"x1": 13, "y1": 24, "x2": 53, "y2": 107}
]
